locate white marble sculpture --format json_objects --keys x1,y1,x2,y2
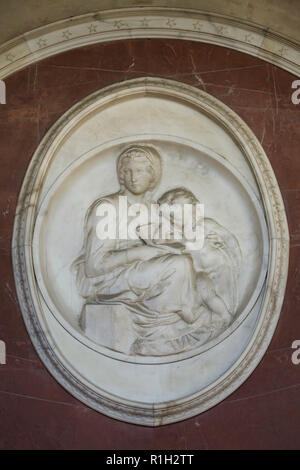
[{"x1": 72, "y1": 145, "x2": 242, "y2": 356}]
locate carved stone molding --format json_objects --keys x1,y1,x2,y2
[
  {"x1": 1, "y1": 7, "x2": 300, "y2": 80},
  {"x1": 12, "y1": 78, "x2": 289, "y2": 425}
]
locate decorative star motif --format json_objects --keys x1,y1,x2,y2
[
  {"x1": 88, "y1": 24, "x2": 97, "y2": 34},
  {"x1": 140, "y1": 18, "x2": 149, "y2": 28},
  {"x1": 62, "y1": 30, "x2": 72, "y2": 40},
  {"x1": 277, "y1": 46, "x2": 288, "y2": 57},
  {"x1": 37, "y1": 38, "x2": 47, "y2": 48},
  {"x1": 215, "y1": 25, "x2": 224, "y2": 34},
  {"x1": 193, "y1": 20, "x2": 203, "y2": 31},
  {"x1": 244, "y1": 33, "x2": 255, "y2": 44},
  {"x1": 6, "y1": 53, "x2": 15, "y2": 62},
  {"x1": 113, "y1": 20, "x2": 127, "y2": 29},
  {"x1": 166, "y1": 18, "x2": 176, "y2": 28}
]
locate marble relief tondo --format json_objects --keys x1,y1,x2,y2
[
  {"x1": 13, "y1": 78, "x2": 288, "y2": 425},
  {"x1": 72, "y1": 145, "x2": 242, "y2": 357}
]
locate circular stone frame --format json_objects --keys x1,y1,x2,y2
[{"x1": 12, "y1": 77, "x2": 289, "y2": 426}]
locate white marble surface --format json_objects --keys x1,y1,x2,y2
[{"x1": 13, "y1": 78, "x2": 289, "y2": 425}]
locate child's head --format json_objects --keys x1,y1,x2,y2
[
  {"x1": 157, "y1": 188, "x2": 202, "y2": 247},
  {"x1": 157, "y1": 187, "x2": 199, "y2": 206}
]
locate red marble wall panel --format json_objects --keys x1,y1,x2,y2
[{"x1": 0, "y1": 39, "x2": 299, "y2": 449}]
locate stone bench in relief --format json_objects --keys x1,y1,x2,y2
[{"x1": 81, "y1": 304, "x2": 135, "y2": 355}]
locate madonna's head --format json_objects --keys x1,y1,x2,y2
[{"x1": 117, "y1": 145, "x2": 162, "y2": 195}]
